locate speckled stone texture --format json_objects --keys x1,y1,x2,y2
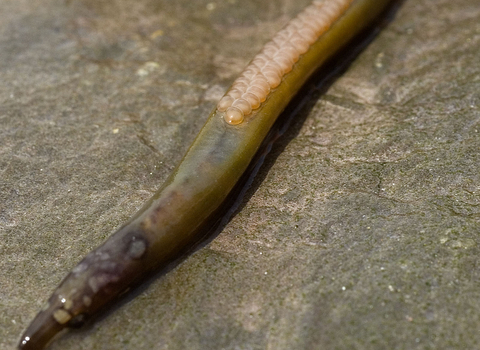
[{"x1": 1, "y1": 0, "x2": 479, "y2": 349}]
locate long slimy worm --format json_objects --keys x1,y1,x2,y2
[{"x1": 19, "y1": 0, "x2": 395, "y2": 349}]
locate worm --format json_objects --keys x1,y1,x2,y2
[{"x1": 18, "y1": 0, "x2": 395, "y2": 349}]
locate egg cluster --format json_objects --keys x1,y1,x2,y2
[{"x1": 217, "y1": 0, "x2": 353, "y2": 125}]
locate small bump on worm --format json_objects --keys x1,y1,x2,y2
[
  {"x1": 82, "y1": 295, "x2": 92, "y2": 307},
  {"x1": 53, "y1": 309, "x2": 72, "y2": 325},
  {"x1": 62, "y1": 298, "x2": 73, "y2": 310},
  {"x1": 127, "y1": 237, "x2": 148, "y2": 260}
]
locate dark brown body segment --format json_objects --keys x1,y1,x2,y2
[{"x1": 19, "y1": 0, "x2": 395, "y2": 349}]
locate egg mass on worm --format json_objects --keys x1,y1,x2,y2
[{"x1": 217, "y1": 0, "x2": 354, "y2": 125}]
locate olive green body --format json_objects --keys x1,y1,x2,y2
[{"x1": 19, "y1": 0, "x2": 395, "y2": 349}]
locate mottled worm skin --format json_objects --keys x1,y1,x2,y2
[{"x1": 19, "y1": 0, "x2": 394, "y2": 349}]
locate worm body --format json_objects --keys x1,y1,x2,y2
[{"x1": 19, "y1": 0, "x2": 394, "y2": 349}]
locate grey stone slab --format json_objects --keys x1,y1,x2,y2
[{"x1": 1, "y1": 0, "x2": 479, "y2": 349}]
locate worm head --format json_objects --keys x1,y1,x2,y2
[{"x1": 19, "y1": 228, "x2": 150, "y2": 350}]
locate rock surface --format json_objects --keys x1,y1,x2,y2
[{"x1": 1, "y1": 0, "x2": 479, "y2": 349}]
